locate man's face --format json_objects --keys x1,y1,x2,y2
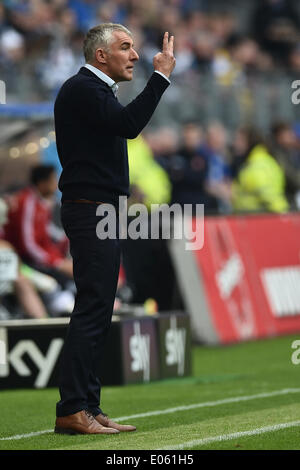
[
  {"x1": 277, "y1": 129, "x2": 296, "y2": 149},
  {"x1": 97, "y1": 31, "x2": 139, "y2": 82},
  {"x1": 38, "y1": 172, "x2": 58, "y2": 199}
]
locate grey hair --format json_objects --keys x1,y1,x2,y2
[{"x1": 83, "y1": 23, "x2": 132, "y2": 62}]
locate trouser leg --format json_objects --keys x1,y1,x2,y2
[{"x1": 56, "y1": 204, "x2": 120, "y2": 417}]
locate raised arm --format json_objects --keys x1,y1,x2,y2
[{"x1": 82, "y1": 32, "x2": 176, "y2": 139}]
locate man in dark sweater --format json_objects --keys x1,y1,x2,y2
[{"x1": 54, "y1": 23, "x2": 175, "y2": 435}]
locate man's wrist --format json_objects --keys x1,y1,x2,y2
[{"x1": 154, "y1": 70, "x2": 171, "y2": 83}]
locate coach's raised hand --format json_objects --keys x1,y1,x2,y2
[{"x1": 153, "y1": 32, "x2": 176, "y2": 78}]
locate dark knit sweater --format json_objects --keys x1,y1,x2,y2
[{"x1": 54, "y1": 67, "x2": 169, "y2": 205}]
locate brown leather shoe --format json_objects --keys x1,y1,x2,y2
[
  {"x1": 55, "y1": 410, "x2": 120, "y2": 435},
  {"x1": 94, "y1": 412, "x2": 136, "y2": 432}
]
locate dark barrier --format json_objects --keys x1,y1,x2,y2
[{"x1": 0, "y1": 312, "x2": 191, "y2": 390}]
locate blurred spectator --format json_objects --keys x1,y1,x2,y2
[
  {"x1": 2, "y1": 164, "x2": 73, "y2": 285},
  {"x1": 0, "y1": 198, "x2": 48, "y2": 319},
  {"x1": 68, "y1": 0, "x2": 99, "y2": 31},
  {"x1": 0, "y1": 239, "x2": 49, "y2": 319},
  {"x1": 95, "y1": 1, "x2": 126, "y2": 25},
  {"x1": 155, "y1": 4, "x2": 183, "y2": 42},
  {"x1": 121, "y1": 135, "x2": 175, "y2": 311},
  {"x1": 213, "y1": 35, "x2": 260, "y2": 87},
  {"x1": 271, "y1": 121, "x2": 300, "y2": 207},
  {"x1": 0, "y1": 28, "x2": 25, "y2": 63},
  {"x1": 0, "y1": 3, "x2": 6, "y2": 33},
  {"x1": 36, "y1": 7, "x2": 84, "y2": 95},
  {"x1": 127, "y1": 134, "x2": 171, "y2": 208},
  {"x1": 231, "y1": 126, "x2": 289, "y2": 213},
  {"x1": 168, "y1": 27, "x2": 193, "y2": 76},
  {"x1": 191, "y1": 31, "x2": 217, "y2": 74},
  {"x1": 156, "y1": 123, "x2": 218, "y2": 212},
  {"x1": 7, "y1": 0, "x2": 55, "y2": 38},
  {"x1": 185, "y1": 9, "x2": 207, "y2": 36},
  {"x1": 288, "y1": 42, "x2": 300, "y2": 73},
  {"x1": 251, "y1": 0, "x2": 300, "y2": 66},
  {"x1": 207, "y1": 11, "x2": 237, "y2": 46},
  {"x1": 0, "y1": 27, "x2": 26, "y2": 96},
  {"x1": 200, "y1": 122, "x2": 232, "y2": 212}
]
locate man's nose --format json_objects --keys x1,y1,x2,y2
[{"x1": 131, "y1": 48, "x2": 139, "y2": 61}]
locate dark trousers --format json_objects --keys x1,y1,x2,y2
[{"x1": 56, "y1": 202, "x2": 120, "y2": 417}]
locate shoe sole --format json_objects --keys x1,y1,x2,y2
[
  {"x1": 117, "y1": 428, "x2": 137, "y2": 432},
  {"x1": 54, "y1": 426, "x2": 84, "y2": 435},
  {"x1": 54, "y1": 426, "x2": 119, "y2": 435}
]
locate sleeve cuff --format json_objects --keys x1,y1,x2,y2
[{"x1": 154, "y1": 70, "x2": 171, "y2": 84}]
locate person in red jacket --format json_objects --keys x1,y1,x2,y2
[{"x1": 3, "y1": 165, "x2": 73, "y2": 282}]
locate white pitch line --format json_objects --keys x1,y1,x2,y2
[
  {"x1": 0, "y1": 430, "x2": 53, "y2": 441},
  {"x1": 158, "y1": 420, "x2": 300, "y2": 450},
  {"x1": 114, "y1": 387, "x2": 300, "y2": 421},
  {"x1": 0, "y1": 387, "x2": 299, "y2": 441}
]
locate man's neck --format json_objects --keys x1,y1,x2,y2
[{"x1": 85, "y1": 63, "x2": 116, "y2": 83}]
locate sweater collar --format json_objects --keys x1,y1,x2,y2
[{"x1": 84, "y1": 64, "x2": 119, "y2": 96}]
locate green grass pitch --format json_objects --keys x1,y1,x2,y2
[{"x1": 0, "y1": 333, "x2": 300, "y2": 450}]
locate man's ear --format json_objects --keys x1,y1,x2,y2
[{"x1": 95, "y1": 48, "x2": 107, "y2": 64}]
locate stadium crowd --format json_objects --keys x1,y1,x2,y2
[
  {"x1": 1, "y1": 0, "x2": 300, "y2": 319},
  {"x1": 1, "y1": 0, "x2": 300, "y2": 115}
]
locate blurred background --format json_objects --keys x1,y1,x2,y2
[{"x1": 1, "y1": 0, "x2": 300, "y2": 325}]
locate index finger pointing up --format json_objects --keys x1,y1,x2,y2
[{"x1": 162, "y1": 31, "x2": 169, "y2": 53}]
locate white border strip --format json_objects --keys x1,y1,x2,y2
[
  {"x1": 158, "y1": 420, "x2": 300, "y2": 450},
  {"x1": 0, "y1": 315, "x2": 120, "y2": 327},
  {"x1": 0, "y1": 387, "x2": 299, "y2": 441}
]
